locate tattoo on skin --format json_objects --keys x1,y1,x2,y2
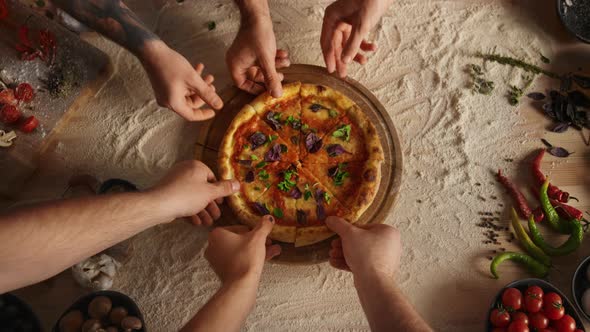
[{"x1": 53, "y1": 0, "x2": 159, "y2": 54}]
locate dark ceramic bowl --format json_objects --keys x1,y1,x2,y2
[
  {"x1": 51, "y1": 290, "x2": 146, "y2": 332},
  {"x1": 98, "y1": 179, "x2": 138, "y2": 194},
  {"x1": 572, "y1": 256, "x2": 590, "y2": 322},
  {"x1": 0, "y1": 293, "x2": 43, "y2": 332},
  {"x1": 557, "y1": 0, "x2": 590, "y2": 43},
  {"x1": 486, "y1": 278, "x2": 585, "y2": 331}
]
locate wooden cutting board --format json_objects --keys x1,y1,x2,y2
[
  {"x1": 0, "y1": 0, "x2": 111, "y2": 198},
  {"x1": 195, "y1": 64, "x2": 403, "y2": 264}
]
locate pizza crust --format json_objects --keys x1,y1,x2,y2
[
  {"x1": 344, "y1": 159, "x2": 383, "y2": 223},
  {"x1": 249, "y1": 82, "x2": 301, "y2": 115},
  {"x1": 345, "y1": 105, "x2": 385, "y2": 161},
  {"x1": 300, "y1": 83, "x2": 355, "y2": 111},
  {"x1": 218, "y1": 103, "x2": 257, "y2": 178},
  {"x1": 236, "y1": 205, "x2": 296, "y2": 243},
  {"x1": 295, "y1": 225, "x2": 336, "y2": 247}
]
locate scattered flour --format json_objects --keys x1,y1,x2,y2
[{"x1": 10, "y1": 1, "x2": 589, "y2": 331}]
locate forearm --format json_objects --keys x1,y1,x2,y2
[
  {"x1": 234, "y1": 0, "x2": 270, "y2": 25},
  {"x1": 181, "y1": 275, "x2": 260, "y2": 332},
  {"x1": 354, "y1": 273, "x2": 432, "y2": 332},
  {"x1": 0, "y1": 192, "x2": 170, "y2": 292},
  {"x1": 52, "y1": 0, "x2": 160, "y2": 57}
]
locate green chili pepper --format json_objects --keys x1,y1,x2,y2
[
  {"x1": 510, "y1": 208, "x2": 551, "y2": 266},
  {"x1": 490, "y1": 251, "x2": 549, "y2": 279},
  {"x1": 540, "y1": 179, "x2": 569, "y2": 234},
  {"x1": 528, "y1": 214, "x2": 583, "y2": 256}
]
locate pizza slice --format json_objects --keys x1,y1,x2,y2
[
  {"x1": 299, "y1": 84, "x2": 356, "y2": 160},
  {"x1": 302, "y1": 104, "x2": 384, "y2": 164},
  {"x1": 249, "y1": 82, "x2": 303, "y2": 155},
  {"x1": 302, "y1": 160, "x2": 382, "y2": 223},
  {"x1": 293, "y1": 167, "x2": 351, "y2": 247}
]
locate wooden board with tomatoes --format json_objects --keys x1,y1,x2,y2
[{"x1": 0, "y1": 1, "x2": 111, "y2": 197}]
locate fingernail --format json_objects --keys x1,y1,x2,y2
[
  {"x1": 267, "y1": 215, "x2": 275, "y2": 223},
  {"x1": 342, "y1": 55, "x2": 351, "y2": 64},
  {"x1": 231, "y1": 179, "x2": 240, "y2": 191}
]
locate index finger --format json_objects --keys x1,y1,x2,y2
[{"x1": 190, "y1": 76, "x2": 224, "y2": 110}]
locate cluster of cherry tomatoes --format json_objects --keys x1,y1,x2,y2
[
  {"x1": 0, "y1": 83, "x2": 39, "y2": 133},
  {"x1": 489, "y1": 286, "x2": 583, "y2": 332}
]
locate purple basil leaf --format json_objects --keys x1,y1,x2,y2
[
  {"x1": 527, "y1": 92, "x2": 546, "y2": 101},
  {"x1": 296, "y1": 209, "x2": 307, "y2": 225},
  {"x1": 326, "y1": 144, "x2": 348, "y2": 157},
  {"x1": 264, "y1": 144, "x2": 282, "y2": 162},
  {"x1": 264, "y1": 111, "x2": 282, "y2": 130},
  {"x1": 245, "y1": 170, "x2": 255, "y2": 183},
  {"x1": 305, "y1": 132, "x2": 323, "y2": 153},
  {"x1": 315, "y1": 189, "x2": 324, "y2": 203},
  {"x1": 238, "y1": 159, "x2": 253, "y2": 167},
  {"x1": 540, "y1": 139, "x2": 553, "y2": 148},
  {"x1": 551, "y1": 122, "x2": 569, "y2": 133},
  {"x1": 316, "y1": 203, "x2": 326, "y2": 220},
  {"x1": 253, "y1": 202, "x2": 269, "y2": 215},
  {"x1": 309, "y1": 103, "x2": 323, "y2": 112},
  {"x1": 549, "y1": 90, "x2": 560, "y2": 100},
  {"x1": 290, "y1": 135, "x2": 299, "y2": 145},
  {"x1": 289, "y1": 186, "x2": 302, "y2": 199},
  {"x1": 573, "y1": 75, "x2": 590, "y2": 89},
  {"x1": 249, "y1": 132, "x2": 267, "y2": 150},
  {"x1": 328, "y1": 166, "x2": 339, "y2": 178},
  {"x1": 542, "y1": 103, "x2": 556, "y2": 119},
  {"x1": 547, "y1": 147, "x2": 573, "y2": 158}
]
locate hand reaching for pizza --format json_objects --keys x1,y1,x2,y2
[
  {"x1": 140, "y1": 41, "x2": 224, "y2": 121},
  {"x1": 321, "y1": 0, "x2": 393, "y2": 78},
  {"x1": 226, "y1": 11, "x2": 290, "y2": 98},
  {"x1": 326, "y1": 217, "x2": 401, "y2": 280},
  {"x1": 205, "y1": 216, "x2": 282, "y2": 284},
  {"x1": 149, "y1": 160, "x2": 240, "y2": 226}
]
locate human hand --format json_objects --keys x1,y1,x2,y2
[
  {"x1": 326, "y1": 217, "x2": 401, "y2": 281},
  {"x1": 149, "y1": 160, "x2": 240, "y2": 226},
  {"x1": 321, "y1": 0, "x2": 392, "y2": 77},
  {"x1": 226, "y1": 13, "x2": 290, "y2": 97},
  {"x1": 205, "y1": 215, "x2": 282, "y2": 284},
  {"x1": 140, "y1": 41, "x2": 224, "y2": 121}
]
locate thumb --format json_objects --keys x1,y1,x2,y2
[
  {"x1": 209, "y1": 179, "x2": 240, "y2": 199},
  {"x1": 325, "y1": 216, "x2": 353, "y2": 237},
  {"x1": 252, "y1": 215, "x2": 274, "y2": 239},
  {"x1": 259, "y1": 56, "x2": 283, "y2": 98}
]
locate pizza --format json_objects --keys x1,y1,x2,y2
[{"x1": 218, "y1": 82, "x2": 384, "y2": 247}]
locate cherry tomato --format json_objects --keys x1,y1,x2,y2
[
  {"x1": 524, "y1": 286, "x2": 544, "y2": 313},
  {"x1": 502, "y1": 288, "x2": 523, "y2": 311},
  {"x1": 19, "y1": 115, "x2": 38, "y2": 133},
  {"x1": 0, "y1": 104, "x2": 21, "y2": 124},
  {"x1": 530, "y1": 312, "x2": 549, "y2": 329},
  {"x1": 544, "y1": 301, "x2": 565, "y2": 321},
  {"x1": 553, "y1": 315, "x2": 576, "y2": 332},
  {"x1": 511, "y1": 312, "x2": 529, "y2": 325},
  {"x1": 0, "y1": 89, "x2": 17, "y2": 105},
  {"x1": 574, "y1": 330, "x2": 584, "y2": 332},
  {"x1": 544, "y1": 292, "x2": 563, "y2": 305},
  {"x1": 507, "y1": 321, "x2": 529, "y2": 332},
  {"x1": 14, "y1": 83, "x2": 34, "y2": 102},
  {"x1": 539, "y1": 329, "x2": 557, "y2": 332},
  {"x1": 490, "y1": 308, "x2": 511, "y2": 328}
]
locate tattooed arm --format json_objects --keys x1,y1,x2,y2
[{"x1": 53, "y1": 0, "x2": 223, "y2": 121}]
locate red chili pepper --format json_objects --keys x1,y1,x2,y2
[
  {"x1": 19, "y1": 115, "x2": 38, "y2": 133},
  {"x1": 15, "y1": 83, "x2": 35, "y2": 102},
  {"x1": 497, "y1": 169, "x2": 533, "y2": 219},
  {"x1": 531, "y1": 149, "x2": 569, "y2": 202},
  {"x1": 0, "y1": 0, "x2": 8, "y2": 20},
  {"x1": 18, "y1": 25, "x2": 33, "y2": 48},
  {"x1": 39, "y1": 29, "x2": 56, "y2": 64},
  {"x1": 532, "y1": 206, "x2": 545, "y2": 223},
  {"x1": 551, "y1": 199, "x2": 584, "y2": 220}
]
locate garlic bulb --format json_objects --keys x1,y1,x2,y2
[{"x1": 72, "y1": 254, "x2": 121, "y2": 290}]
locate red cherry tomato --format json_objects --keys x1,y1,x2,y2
[
  {"x1": 490, "y1": 308, "x2": 511, "y2": 328},
  {"x1": 553, "y1": 315, "x2": 576, "y2": 332},
  {"x1": 19, "y1": 115, "x2": 38, "y2": 133},
  {"x1": 507, "y1": 321, "x2": 529, "y2": 332},
  {"x1": 544, "y1": 292, "x2": 563, "y2": 305},
  {"x1": 574, "y1": 330, "x2": 584, "y2": 332},
  {"x1": 14, "y1": 83, "x2": 34, "y2": 102},
  {"x1": 0, "y1": 104, "x2": 21, "y2": 124},
  {"x1": 544, "y1": 301, "x2": 565, "y2": 321},
  {"x1": 0, "y1": 89, "x2": 17, "y2": 105},
  {"x1": 524, "y1": 286, "x2": 544, "y2": 313},
  {"x1": 530, "y1": 312, "x2": 550, "y2": 329},
  {"x1": 539, "y1": 329, "x2": 557, "y2": 332},
  {"x1": 511, "y1": 312, "x2": 529, "y2": 325},
  {"x1": 502, "y1": 288, "x2": 523, "y2": 311}
]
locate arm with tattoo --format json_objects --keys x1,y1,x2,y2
[{"x1": 53, "y1": 0, "x2": 224, "y2": 121}]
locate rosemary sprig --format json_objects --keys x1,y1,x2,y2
[
  {"x1": 476, "y1": 52, "x2": 560, "y2": 79},
  {"x1": 468, "y1": 64, "x2": 495, "y2": 95},
  {"x1": 508, "y1": 75, "x2": 535, "y2": 106}
]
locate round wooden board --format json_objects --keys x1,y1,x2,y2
[{"x1": 195, "y1": 64, "x2": 403, "y2": 264}]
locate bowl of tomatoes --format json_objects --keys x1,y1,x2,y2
[{"x1": 487, "y1": 278, "x2": 585, "y2": 332}]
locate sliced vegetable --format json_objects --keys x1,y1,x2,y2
[
  {"x1": 19, "y1": 115, "x2": 38, "y2": 133},
  {"x1": 0, "y1": 104, "x2": 21, "y2": 124}
]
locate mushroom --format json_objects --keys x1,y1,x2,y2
[
  {"x1": 0, "y1": 130, "x2": 17, "y2": 148},
  {"x1": 88, "y1": 296, "x2": 112, "y2": 319},
  {"x1": 58, "y1": 310, "x2": 84, "y2": 332},
  {"x1": 121, "y1": 316, "x2": 142, "y2": 331},
  {"x1": 81, "y1": 319, "x2": 102, "y2": 332},
  {"x1": 72, "y1": 254, "x2": 121, "y2": 290},
  {"x1": 109, "y1": 306, "x2": 128, "y2": 325}
]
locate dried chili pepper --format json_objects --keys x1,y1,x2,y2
[
  {"x1": 0, "y1": 0, "x2": 8, "y2": 20},
  {"x1": 551, "y1": 199, "x2": 584, "y2": 220},
  {"x1": 532, "y1": 206, "x2": 545, "y2": 223},
  {"x1": 38, "y1": 29, "x2": 56, "y2": 64},
  {"x1": 531, "y1": 149, "x2": 569, "y2": 202},
  {"x1": 490, "y1": 251, "x2": 549, "y2": 279},
  {"x1": 528, "y1": 214, "x2": 583, "y2": 256},
  {"x1": 497, "y1": 169, "x2": 532, "y2": 219},
  {"x1": 510, "y1": 208, "x2": 551, "y2": 266}
]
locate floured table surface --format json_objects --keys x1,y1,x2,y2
[
  {"x1": 195, "y1": 64, "x2": 403, "y2": 264},
  {"x1": 0, "y1": 0, "x2": 111, "y2": 198}
]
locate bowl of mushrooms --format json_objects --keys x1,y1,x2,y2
[{"x1": 52, "y1": 290, "x2": 145, "y2": 332}]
